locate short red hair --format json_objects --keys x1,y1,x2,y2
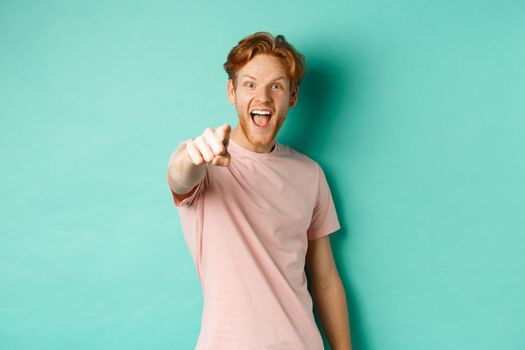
[{"x1": 223, "y1": 32, "x2": 306, "y2": 93}]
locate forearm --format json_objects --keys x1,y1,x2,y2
[
  {"x1": 311, "y1": 274, "x2": 352, "y2": 350},
  {"x1": 167, "y1": 143, "x2": 206, "y2": 194}
]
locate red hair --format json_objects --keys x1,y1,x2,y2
[{"x1": 223, "y1": 32, "x2": 306, "y2": 92}]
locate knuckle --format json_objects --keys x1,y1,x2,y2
[
  {"x1": 195, "y1": 136, "x2": 208, "y2": 149},
  {"x1": 190, "y1": 154, "x2": 203, "y2": 165}
]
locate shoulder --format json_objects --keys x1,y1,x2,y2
[
  {"x1": 280, "y1": 144, "x2": 321, "y2": 170},
  {"x1": 277, "y1": 144, "x2": 323, "y2": 187}
]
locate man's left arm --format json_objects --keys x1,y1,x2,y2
[{"x1": 306, "y1": 235, "x2": 352, "y2": 350}]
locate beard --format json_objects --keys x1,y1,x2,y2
[{"x1": 239, "y1": 112, "x2": 286, "y2": 150}]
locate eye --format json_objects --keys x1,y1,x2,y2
[
  {"x1": 245, "y1": 82, "x2": 255, "y2": 88},
  {"x1": 272, "y1": 83, "x2": 281, "y2": 89}
]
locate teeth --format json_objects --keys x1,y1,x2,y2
[{"x1": 251, "y1": 109, "x2": 272, "y2": 115}]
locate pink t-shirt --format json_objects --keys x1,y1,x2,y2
[{"x1": 169, "y1": 138, "x2": 341, "y2": 350}]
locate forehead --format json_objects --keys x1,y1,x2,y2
[{"x1": 237, "y1": 54, "x2": 290, "y2": 81}]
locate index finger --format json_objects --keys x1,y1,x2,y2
[{"x1": 215, "y1": 124, "x2": 231, "y2": 144}]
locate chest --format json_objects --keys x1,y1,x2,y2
[{"x1": 208, "y1": 162, "x2": 317, "y2": 237}]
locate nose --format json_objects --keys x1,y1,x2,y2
[{"x1": 255, "y1": 86, "x2": 272, "y2": 103}]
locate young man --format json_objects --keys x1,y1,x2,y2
[{"x1": 167, "y1": 32, "x2": 352, "y2": 350}]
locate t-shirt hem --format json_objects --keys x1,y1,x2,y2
[
  {"x1": 171, "y1": 177, "x2": 205, "y2": 208},
  {"x1": 307, "y1": 223, "x2": 341, "y2": 241}
]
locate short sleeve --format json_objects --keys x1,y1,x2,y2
[
  {"x1": 170, "y1": 172, "x2": 208, "y2": 207},
  {"x1": 307, "y1": 164, "x2": 341, "y2": 240},
  {"x1": 167, "y1": 141, "x2": 209, "y2": 208}
]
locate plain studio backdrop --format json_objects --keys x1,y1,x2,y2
[{"x1": 1, "y1": 1, "x2": 524, "y2": 349}]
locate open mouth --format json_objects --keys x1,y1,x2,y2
[{"x1": 250, "y1": 109, "x2": 273, "y2": 128}]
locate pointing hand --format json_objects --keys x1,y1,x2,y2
[{"x1": 184, "y1": 124, "x2": 231, "y2": 167}]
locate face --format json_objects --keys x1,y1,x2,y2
[{"x1": 227, "y1": 54, "x2": 298, "y2": 153}]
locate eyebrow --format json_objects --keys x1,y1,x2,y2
[{"x1": 240, "y1": 74, "x2": 287, "y2": 82}]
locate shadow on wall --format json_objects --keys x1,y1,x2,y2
[
  {"x1": 282, "y1": 51, "x2": 372, "y2": 350},
  {"x1": 280, "y1": 53, "x2": 352, "y2": 155}
]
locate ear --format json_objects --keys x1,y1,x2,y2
[
  {"x1": 227, "y1": 79, "x2": 236, "y2": 104},
  {"x1": 289, "y1": 86, "x2": 298, "y2": 108}
]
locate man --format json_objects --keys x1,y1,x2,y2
[{"x1": 167, "y1": 32, "x2": 352, "y2": 350}]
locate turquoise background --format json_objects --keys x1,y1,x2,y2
[{"x1": 1, "y1": 0, "x2": 524, "y2": 349}]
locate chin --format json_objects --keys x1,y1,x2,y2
[
  {"x1": 246, "y1": 131, "x2": 273, "y2": 144},
  {"x1": 241, "y1": 126, "x2": 274, "y2": 147}
]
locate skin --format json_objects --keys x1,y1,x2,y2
[
  {"x1": 306, "y1": 235, "x2": 353, "y2": 350},
  {"x1": 166, "y1": 53, "x2": 352, "y2": 349},
  {"x1": 227, "y1": 54, "x2": 298, "y2": 153}
]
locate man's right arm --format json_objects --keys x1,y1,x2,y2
[
  {"x1": 167, "y1": 142, "x2": 207, "y2": 200},
  {"x1": 167, "y1": 124, "x2": 231, "y2": 201}
]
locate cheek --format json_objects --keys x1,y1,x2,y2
[
  {"x1": 235, "y1": 103, "x2": 248, "y2": 116},
  {"x1": 235, "y1": 98, "x2": 249, "y2": 112},
  {"x1": 278, "y1": 100, "x2": 290, "y2": 112}
]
